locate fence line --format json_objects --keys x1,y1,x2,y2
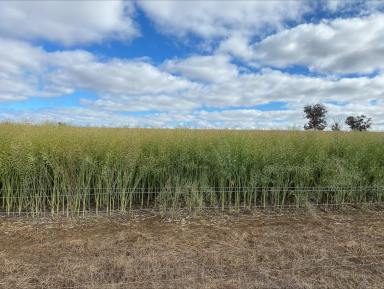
[
  {"x1": 2, "y1": 187, "x2": 384, "y2": 199},
  {"x1": 2, "y1": 185, "x2": 384, "y2": 191},
  {"x1": 1, "y1": 202, "x2": 384, "y2": 217},
  {"x1": 1, "y1": 186, "x2": 383, "y2": 216}
]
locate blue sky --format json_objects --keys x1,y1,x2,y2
[{"x1": 1, "y1": 0, "x2": 384, "y2": 129}]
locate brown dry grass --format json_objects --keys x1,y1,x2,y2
[{"x1": 1, "y1": 209, "x2": 383, "y2": 289}]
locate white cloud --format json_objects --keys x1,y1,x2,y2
[
  {"x1": 0, "y1": 1, "x2": 137, "y2": 45},
  {"x1": 47, "y1": 58, "x2": 195, "y2": 97},
  {"x1": 0, "y1": 37, "x2": 198, "y2": 110},
  {"x1": 0, "y1": 38, "x2": 44, "y2": 74},
  {"x1": 2, "y1": 38, "x2": 384, "y2": 129},
  {"x1": 76, "y1": 66, "x2": 384, "y2": 129},
  {"x1": 252, "y1": 14, "x2": 384, "y2": 74},
  {"x1": 0, "y1": 106, "x2": 300, "y2": 129},
  {"x1": 0, "y1": 38, "x2": 45, "y2": 101},
  {"x1": 138, "y1": 0, "x2": 306, "y2": 39},
  {"x1": 218, "y1": 34, "x2": 254, "y2": 61},
  {"x1": 162, "y1": 54, "x2": 238, "y2": 83},
  {"x1": 5, "y1": 101, "x2": 384, "y2": 130},
  {"x1": 0, "y1": 38, "x2": 94, "y2": 101}
]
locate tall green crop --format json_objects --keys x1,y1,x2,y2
[{"x1": 0, "y1": 123, "x2": 383, "y2": 215}]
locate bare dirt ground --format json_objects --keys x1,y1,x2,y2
[{"x1": 1, "y1": 209, "x2": 383, "y2": 289}]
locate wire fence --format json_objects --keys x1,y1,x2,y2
[
  {"x1": 1, "y1": 202, "x2": 384, "y2": 216},
  {"x1": 2, "y1": 185, "x2": 384, "y2": 193},
  {"x1": 1, "y1": 187, "x2": 384, "y2": 201},
  {"x1": 1, "y1": 186, "x2": 384, "y2": 216}
]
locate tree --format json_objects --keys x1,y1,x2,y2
[
  {"x1": 304, "y1": 103, "x2": 327, "y2": 131},
  {"x1": 331, "y1": 116, "x2": 344, "y2": 131},
  {"x1": 345, "y1": 115, "x2": 372, "y2": 131},
  {"x1": 331, "y1": 122, "x2": 341, "y2": 131}
]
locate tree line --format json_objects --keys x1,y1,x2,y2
[{"x1": 304, "y1": 103, "x2": 372, "y2": 131}]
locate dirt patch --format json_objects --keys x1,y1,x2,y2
[{"x1": 1, "y1": 209, "x2": 383, "y2": 288}]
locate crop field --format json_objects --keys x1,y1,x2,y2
[
  {"x1": 1, "y1": 124, "x2": 384, "y2": 289},
  {"x1": 1, "y1": 123, "x2": 384, "y2": 215}
]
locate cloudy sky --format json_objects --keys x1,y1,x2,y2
[{"x1": 1, "y1": 0, "x2": 384, "y2": 129}]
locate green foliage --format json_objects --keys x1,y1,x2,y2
[
  {"x1": 0, "y1": 123, "x2": 384, "y2": 215},
  {"x1": 304, "y1": 103, "x2": 327, "y2": 131},
  {"x1": 331, "y1": 122, "x2": 341, "y2": 131},
  {"x1": 345, "y1": 115, "x2": 372, "y2": 131}
]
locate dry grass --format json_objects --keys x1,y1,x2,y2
[{"x1": 1, "y1": 209, "x2": 383, "y2": 289}]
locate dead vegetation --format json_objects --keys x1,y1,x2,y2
[{"x1": 1, "y1": 209, "x2": 383, "y2": 289}]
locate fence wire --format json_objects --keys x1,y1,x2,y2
[
  {"x1": 2, "y1": 186, "x2": 384, "y2": 192},
  {"x1": 1, "y1": 186, "x2": 383, "y2": 216},
  {"x1": 0, "y1": 202, "x2": 384, "y2": 217},
  {"x1": 1, "y1": 187, "x2": 384, "y2": 199}
]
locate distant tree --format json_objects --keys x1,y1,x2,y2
[
  {"x1": 331, "y1": 116, "x2": 344, "y2": 131},
  {"x1": 345, "y1": 115, "x2": 372, "y2": 131},
  {"x1": 331, "y1": 122, "x2": 341, "y2": 131},
  {"x1": 304, "y1": 103, "x2": 327, "y2": 131}
]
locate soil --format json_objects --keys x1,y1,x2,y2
[{"x1": 1, "y1": 209, "x2": 383, "y2": 289}]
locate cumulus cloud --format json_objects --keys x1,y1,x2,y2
[
  {"x1": 77, "y1": 69, "x2": 384, "y2": 128},
  {"x1": 4, "y1": 100, "x2": 384, "y2": 130},
  {"x1": 218, "y1": 34, "x2": 255, "y2": 61},
  {"x1": 0, "y1": 1, "x2": 137, "y2": 45},
  {"x1": 0, "y1": 106, "x2": 300, "y2": 129},
  {"x1": 70, "y1": 65, "x2": 384, "y2": 119},
  {"x1": 138, "y1": 0, "x2": 306, "y2": 39},
  {"x1": 162, "y1": 54, "x2": 238, "y2": 83},
  {"x1": 0, "y1": 38, "x2": 91, "y2": 101},
  {"x1": 0, "y1": 38, "x2": 52, "y2": 101},
  {"x1": 0, "y1": 37, "x2": 199, "y2": 111},
  {"x1": 2, "y1": 36, "x2": 384, "y2": 129},
  {"x1": 252, "y1": 14, "x2": 384, "y2": 74},
  {"x1": 47, "y1": 58, "x2": 195, "y2": 97}
]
